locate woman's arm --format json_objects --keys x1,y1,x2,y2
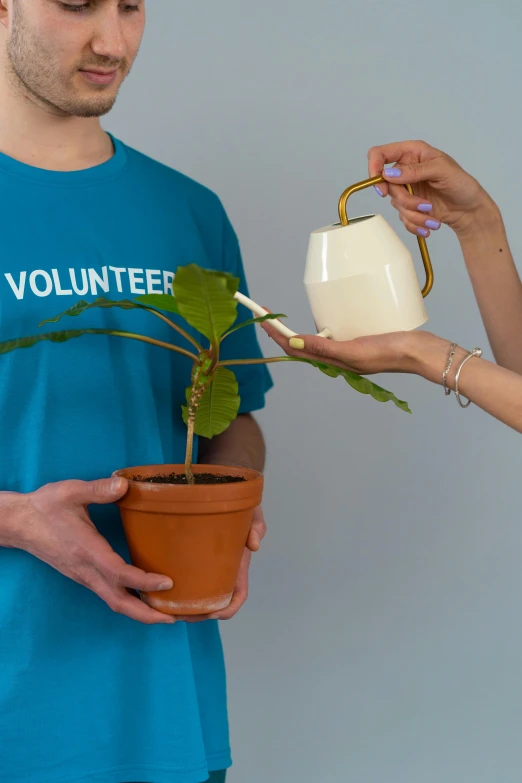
[
  {"x1": 409, "y1": 333, "x2": 522, "y2": 432},
  {"x1": 368, "y1": 141, "x2": 522, "y2": 373},
  {"x1": 263, "y1": 322, "x2": 522, "y2": 436},
  {"x1": 457, "y1": 204, "x2": 522, "y2": 374}
]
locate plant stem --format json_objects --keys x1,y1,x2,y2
[
  {"x1": 184, "y1": 381, "x2": 205, "y2": 485},
  {"x1": 218, "y1": 356, "x2": 298, "y2": 367},
  {"x1": 107, "y1": 330, "x2": 199, "y2": 361},
  {"x1": 185, "y1": 408, "x2": 196, "y2": 485},
  {"x1": 142, "y1": 308, "x2": 203, "y2": 352}
]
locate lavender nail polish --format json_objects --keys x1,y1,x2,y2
[
  {"x1": 384, "y1": 167, "x2": 401, "y2": 178},
  {"x1": 374, "y1": 186, "x2": 384, "y2": 197},
  {"x1": 417, "y1": 227, "x2": 429, "y2": 237},
  {"x1": 425, "y1": 219, "x2": 440, "y2": 230},
  {"x1": 417, "y1": 203, "x2": 432, "y2": 213}
]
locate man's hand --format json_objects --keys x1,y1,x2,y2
[
  {"x1": 177, "y1": 504, "x2": 267, "y2": 623},
  {"x1": 0, "y1": 477, "x2": 176, "y2": 625}
]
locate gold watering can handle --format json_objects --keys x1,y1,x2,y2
[{"x1": 338, "y1": 175, "x2": 434, "y2": 298}]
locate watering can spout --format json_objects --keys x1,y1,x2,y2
[{"x1": 234, "y1": 291, "x2": 332, "y2": 340}]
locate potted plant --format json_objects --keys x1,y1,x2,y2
[{"x1": 0, "y1": 264, "x2": 409, "y2": 615}]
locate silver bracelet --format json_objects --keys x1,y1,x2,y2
[
  {"x1": 454, "y1": 348, "x2": 482, "y2": 408},
  {"x1": 442, "y1": 342, "x2": 458, "y2": 396}
]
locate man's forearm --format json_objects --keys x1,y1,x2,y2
[
  {"x1": 458, "y1": 199, "x2": 522, "y2": 374},
  {"x1": 0, "y1": 491, "x2": 25, "y2": 548},
  {"x1": 197, "y1": 414, "x2": 266, "y2": 472}
]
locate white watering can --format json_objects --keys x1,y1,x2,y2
[{"x1": 237, "y1": 174, "x2": 434, "y2": 341}]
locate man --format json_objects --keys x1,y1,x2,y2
[{"x1": 0, "y1": 2, "x2": 272, "y2": 782}]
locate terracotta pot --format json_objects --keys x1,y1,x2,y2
[{"x1": 112, "y1": 464, "x2": 264, "y2": 615}]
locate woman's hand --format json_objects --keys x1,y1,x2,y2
[
  {"x1": 368, "y1": 140, "x2": 496, "y2": 240},
  {"x1": 262, "y1": 320, "x2": 453, "y2": 385}
]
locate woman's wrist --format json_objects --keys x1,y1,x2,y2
[
  {"x1": 455, "y1": 192, "x2": 504, "y2": 245},
  {"x1": 402, "y1": 332, "x2": 467, "y2": 386}
]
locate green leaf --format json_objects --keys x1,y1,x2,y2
[
  {"x1": 39, "y1": 297, "x2": 145, "y2": 327},
  {"x1": 298, "y1": 358, "x2": 411, "y2": 413},
  {"x1": 0, "y1": 328, "x2": 127, "y2": 355},
  {"x1": 182, "y1": 367, "x2": 241, "y2": 438},
  {"x1": 174, "y1": 264, "x2": 239, "y2": 345},
  {"x1": 222, "y1": 313, "x2": 287, "y2": 340},
  {"x1": 133, "y1": 294, "x2": 180, "y2": 314}
]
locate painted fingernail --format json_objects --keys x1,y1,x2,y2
[
  {"x1": 158, "y1": 580, "x2": 174, "y2": 590},
  {"x1": 289, "y1": 338, "x2": 305, "y2": 349},
  {"x1": 417, "y1": 227, "x2": 429, "y2": 237},
  {"x1": 417, "y1": 203, "x2": 433, "y2": 213},
  {"x1": 384, "y1": 167, "x2": 402, "y2": 178},
  {"x1": 425, "y1": 219, "x2": 440, "y2": 230},
  {"x1": 374, "y1": 185, "x2": 384, "y2": 197}
]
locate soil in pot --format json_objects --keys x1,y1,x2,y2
[{"x1": 130, "y1": 472, "x2": 246, "y2": 485}]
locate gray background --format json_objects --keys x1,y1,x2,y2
[{"x1": 107, "y1": 2, "x2": 522, "y2": 781}]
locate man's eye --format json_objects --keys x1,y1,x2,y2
[
  {"x1": 60, "y1": 2, "x2": 90, "y2": 11},
  {"x1": 60, "y1": 3, "x2": 141, "y2": 12}
]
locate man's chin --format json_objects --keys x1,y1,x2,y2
[
  {"x1": 59, "y1": 95, "x2": 118, "y2": 118},
  {"x1": 72, "y1": 101, "x2": 116, "y2": 118},
  {"x1": 59, "y1": 77, "x2": 121, "y2": 117}
]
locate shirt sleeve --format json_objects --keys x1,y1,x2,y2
[{"x1": 218, "y1": 213, "x2": 274, "y2": 415}]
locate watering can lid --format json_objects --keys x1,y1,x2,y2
[{"x1": 310, "y1": 213, "x2": 379, "y2": 235}]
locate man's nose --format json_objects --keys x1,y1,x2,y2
[{"x1": 90, "y1": 11, "x2": 127, "y2": 63}]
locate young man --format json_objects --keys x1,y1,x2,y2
[{"x1": 0, "y1": 2, "x2": 272, "y2": 782}]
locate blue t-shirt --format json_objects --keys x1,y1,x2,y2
[{"x1": 0, "y1": 136, "x2": 272, "y2": 783}]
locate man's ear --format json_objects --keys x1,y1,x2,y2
[{"x1": 0, "y1": 1, "x2": 9, "y2": 29}]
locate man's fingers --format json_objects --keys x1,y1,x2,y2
[
  {"x1": 60, "y1": 477, "x2": 129, "y2": 506},
  {"x1": 208, "y1": 585, "x2": 248, "y2": 621},
  {"x1": 91, "y1": 549, "x2": 174, "y2": 593},
  {"x1": 247, "y1": 528, "x2": 262, "y2": 552},
  {"x1": 175, "y1": 615, "x2": 208, "y2": 623},
  {"x1": 247, "y1": 508, "x2": 266, "y2": 552},
  {"x1": 91, "y1": 580, "x2": 176, "y2": 625},
  {"x1": 175, "y1": 590, "x2": 248, "y2": 624},
  {"x1": 114, "y1": 563, "x2": 174, "y2": 593},
  {"x1": 177, "y1": 550, "x2": 253, "y2": 623}
]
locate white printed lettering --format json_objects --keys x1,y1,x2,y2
[
  {"x1": 146, "y1": 269, "x2": 163, "y2": 294},
  {"x1": 52, "y1": 269, "x2": 73, "y2": 296},
  {"x1": 70, "y1": 268, "x2": 89, "y2": 296},
  {"x1": 163, "y1": 271, "x2": 174, "y2": 296},
  {"x1": 89, "y1": 267, "x2": 109, "y2": 296},
  {"x1": 3, "y1": 266, "x2": 179, "y2": 301},
  {"x1": 5, "y1": 272, "x2": 27, "y2": 300},
  {"x1": 29, "y1": 270, "x2": 53, "y2": 297},
  {"x1": 129, "y1": 268, "x2": 145, "y2": 295},
  {"x1": 109, "y1": 267, "x2": 126, "y2": 293}
]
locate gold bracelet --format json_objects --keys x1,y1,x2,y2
[{"x1": 454, "y1": 348, "x2": 482, "y2": 408}]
